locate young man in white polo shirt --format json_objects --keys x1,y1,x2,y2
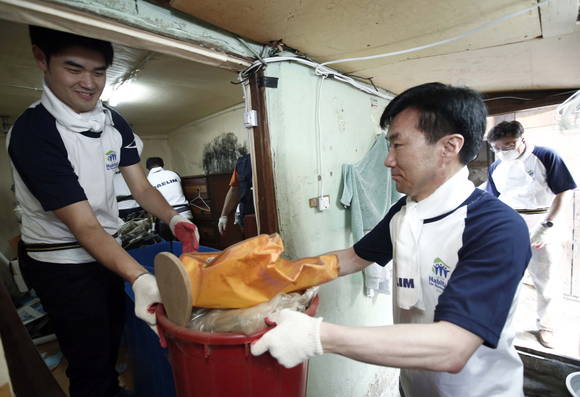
[
  {"x1": 146, "y1": 157, "x2": 192, "y2": 240},
  {"x1": 251, "y1": 83, "x2": 531, "y2": 397},
  {"x1": 7, "y1": 26, "x2": 199, "y2": 397}
]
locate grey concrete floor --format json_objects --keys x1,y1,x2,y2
[{"x1": 514, "y1": 282, "x2": 580, "y2": 361}]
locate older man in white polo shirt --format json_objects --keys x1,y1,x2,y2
[{"x1": 251, "y1": 83, "x2": 531, "y2": 397}]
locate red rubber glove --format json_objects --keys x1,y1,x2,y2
[{"x1": 169, "y1": 214, "x2": 200, "y2": 252}]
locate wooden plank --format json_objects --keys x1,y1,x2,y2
[
  {"x1": 0, "y1": 281, "x2": 66, "y2": 397},
  {"x1": 154, "y1": 252, "x2": 193, "y2": 327},
  {"x1": 483, "y1": 89, "x2": 579, "y2": 116}
]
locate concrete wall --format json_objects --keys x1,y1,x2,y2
[
  {"x1": 263, "y1": 61, "x2": 400, "y2": 397},
  {"x1": 167, "y1": 104, "x2": 248, "y2": 176},
  {"x1": 140, "y1": 136, "x2": 174, "y2": 172}
]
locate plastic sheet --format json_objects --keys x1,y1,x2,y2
[
  {"x1": 187, "y1": 288, "x2": 318, "y2": 335},
  {"x1": 179, "y1": 233, "x2": 338, "y2": 308}
]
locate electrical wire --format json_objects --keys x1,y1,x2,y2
[
  {"x1": 315, "y1": 0, "x2": 552, "y2": 72},
  {"x1": 240, "y1": 56, "x2": 394, "y2": 100},
  {"x1": 314, "y1": 75, "x2": 327, "y2": 199},
  {"x1": 236, "y1": 36, "x2": 266, "y2": 66}
]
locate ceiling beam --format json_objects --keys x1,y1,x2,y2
[
  {"x1": 483, "y1": 88, "x2": 579, "y2": 115},
  {"x1": 0, "y1": 0, "x2": 253, "y2": 71},
  {"x1": 539, "y1": 0, "x2": 578, "y2": 38}
]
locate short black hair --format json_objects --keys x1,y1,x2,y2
[
  {"x1": 380, "y1": 82, "x2": 487, "y2": 164},
  {"x1": 486, "y1": 120, "x2": 524, "y2": 142},
  {"x1": 146, "y1": 157, "x2": 164, "y2": 170},
  {"x1": 29, "y1": 25, "x2": 114, "y2": 67}
]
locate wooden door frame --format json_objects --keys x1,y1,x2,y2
[{"x1": 248, "y1": 71, "x2": 279, "y2": 235}]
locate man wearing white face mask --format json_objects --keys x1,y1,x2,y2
[{"x1": 485, "y1": 120, "x2": 576, "y2": 349}]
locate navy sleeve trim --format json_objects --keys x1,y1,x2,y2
[
  {"x1": 435, "y1": 311, "x2": 499, "y2": 348},
  {"x1": 353, "y1": 196, "x2": 406, "y2": 266},
  {"x1": 8, "y1": 104, "x2": 87, "y2": 211},
  {"x1": 485, "y1": 161, "x2": 500, "y2": 197},
  {"x1": 532, "y1": 146, "x2": 577, "y2": 194},
  {"x1": 106, "y1": 106, "x2": 140, "y2": 167},
  {"x1": 434, "y1": 194, "x2": 530, "y2": 348}
]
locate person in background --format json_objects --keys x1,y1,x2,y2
[
  {"x1": 485, "y1": 120, "x2": 576, "y2": 349},
  {"x1": 7, "y1": 26, "x2": 199, "y2": 397},
  {"x1": 217, "y1": 154, "x2": 256, "y2": 238},
  {"x1": 114, "y1": 135, "x2": 143, "y2": 221},
  {"x1": 145, "y1": 157, "x2": 193, "y2": 241},
  {"x1": 251, "y1": 83, "x2": 531, "y2": 397}
]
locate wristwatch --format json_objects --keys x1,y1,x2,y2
[{"x1": 542, "y1": 220, "x2": 554, "y2": 228}]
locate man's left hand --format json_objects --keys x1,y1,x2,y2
[
  {"x1": 530, "y1": 223, "x2": 551, "y2": 248},
  {"x1": 170, "y1": 214, "x2": 200, "y2": 252},
  {"x1": 250, "y1": 309, "x2": 323, "y2": 368}
]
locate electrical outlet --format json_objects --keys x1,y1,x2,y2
[
  {"x1": 317, "y1": 195, "x2": 330, "y2": 211},
  {"x1": 309, "y1": 197, "x2": 318, "y2": 208},
  {"x1": 243, "y1": 110, "x2": 258, "y2": 128}
]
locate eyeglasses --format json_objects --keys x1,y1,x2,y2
[{"x1": 489, "y1": 139, "x2": 520, "y2": 153}]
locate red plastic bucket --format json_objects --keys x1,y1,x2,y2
[{"x1": 156, "y1": 296, "x2": 320, "y2": 397}]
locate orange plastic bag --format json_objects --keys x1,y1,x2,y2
[{"x1": 180, "y1": 234, "x2": 338, "y2": 308}]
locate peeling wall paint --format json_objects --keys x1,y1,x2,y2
[
  {"x1": 167, "y1": 104, "x2": 248, "y2": 177},
  {"x1": 202, "y1": 132, "x2": 247, "y2": 175},
  {"x1": 264, "y1": 61, "x2": 400, "y2": 396}
]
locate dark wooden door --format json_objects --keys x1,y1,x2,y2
[{"x1": 181, "y1": 174, "x2": 244, "y2": 250}]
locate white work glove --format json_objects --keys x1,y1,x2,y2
[
  {"x1": 170, "y1": 214, "x2": 200, "y2": 252},
  {"x1": 217, "y1": 216, "x2": 228, "y2": 235},
  {"x1": 251, "y1": 309, "x2": 323, "y2": 368},
  {"x1": 132, "y1": 273, "x2": 161, "y2": 334},
  {"x1": 530, "y1": 223, "x2": 551, "y2": 248}
]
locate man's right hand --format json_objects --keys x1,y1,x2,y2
[
  {"x1": 218, "y1": 216, "x2": 228, "y2": 235},
  {"x1": 132, "y1": 273, "x2": 161, "y2": 334}
]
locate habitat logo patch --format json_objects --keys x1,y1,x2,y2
[
  {"x1": 429, "y1": 257, "x2": 451, "y2": 291},
  {"x1": 105, "y1": 150, "x2": 119, "y2": 170}
]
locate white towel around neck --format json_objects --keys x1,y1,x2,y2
[
  {"x1": 40, "y1": 81, "x2": 110, "y2": 133},
  {"x1": 394, "y1": 166, "x2": 475, "y2": 310}
]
